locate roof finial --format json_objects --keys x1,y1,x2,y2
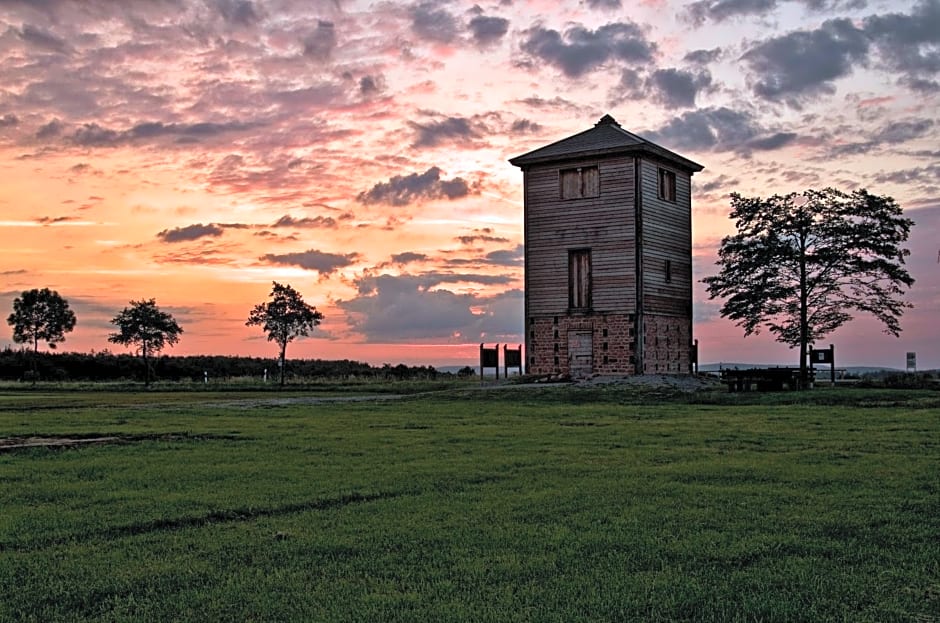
[{"x1": 596, "y1": 114, "x2": 620, "y2": 127}]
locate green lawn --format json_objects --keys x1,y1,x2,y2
[{"x1": 1, "y1": 387, "x2": 938, "y2": 622}]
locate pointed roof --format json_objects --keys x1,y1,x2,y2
[{"x1": 509, "y1": 114, "x2": 704, "y2": 174}]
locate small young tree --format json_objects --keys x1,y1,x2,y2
[
  {"x1": 246, "y1": 282, "x2": 324, "y2": 386},
  {"x1": 7, "y1": 287, "x2": 77, "y2": 380},
  {"x1": 108, "y1": 299, "x2": 183, "y2": 387},
  {"x1": 703, "y1": 188, "x2": 914, "y2": 386}
]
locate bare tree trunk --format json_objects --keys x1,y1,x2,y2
[{"x1": 279, "y1": 342, "x2": 287, "y2": 387}]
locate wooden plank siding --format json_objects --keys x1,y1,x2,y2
[
  {"x1": 524, "y1": 155, "x2": 637, "y2": 316},
  {"x1": 639, "y1": 158, "x2": 692, "y2": 317}
]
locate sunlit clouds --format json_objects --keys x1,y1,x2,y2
[{"x1": 1, "y1": 0, "x2": 938, "y2": 367}]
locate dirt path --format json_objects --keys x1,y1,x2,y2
[{"x1": 204, "y1": 394, "x2": 408, "y2": 409}]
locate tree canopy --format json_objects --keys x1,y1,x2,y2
[
  {"x1": 7, "y1": 287, "x2": 77, "y2": 354},
  {"x1": 7, "y1": 287, "x2": 77, "y2": 381},
  {"x1": 703, "y1": 188, "x2": 914, "y2": 385},
  {"x1": 246, "y1": 282, "x2": 324, "y2": 386},
  {"x1": 108, "y1": 299, "x2": 183, "y2": 386}
]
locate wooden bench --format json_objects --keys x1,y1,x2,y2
[{"x1": 721, "y1": 367, "x2": 809, "y2": 392}]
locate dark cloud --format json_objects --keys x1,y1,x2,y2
[
  {"x1": 901, "y1": 77, "x2": 940, "y2": 92},
  {"x1": 357, "y1": 167, "x2": 473, "y2": 206},
  {"x1": 684, "y1": 47, "x2": 722, "y2": 65},
  {"x1": 254, "y1": 230, "x2": 299, "y2": 241},
  {"x1": 156, "y1": 223, "x2": 224, "y2": 243},
  {"x1": 742, "y1": 18, "x2": 869, "y2": 104},
  {"x1": 410, "y1": 116, "x2": 482, "y2": 147},
  {"x1": 337, "y1": 274, "x2": 522, "y2": 342},
  {"x1": 0, "y1": 114, "x2": 19, "y2": 128},
  {"x1": 827, "y1": 118, "x2": 936, "y2": 156},
  {"x1": 584, "y1": 0, "x2": 622, "y2": 8},
  {"x1": 520, "y1": 21, "x2": 656, "y2": 78},
  {"x1": 391, "y1": 252, "x2": 429, "y2": 264},
  {"x1": 359, "y1": 75, "x2": 384, "y2": 96},
  {"x1": 485, "y1": 244, "x2": 525, "y2": 266},
  {"x1": 303, "y1": 20, "x2": 337, "y2": 61},
  {"x1": 872, "y1": 163, "x2": 940, "y2": 185},
  {"x1": 685, "y1": 0, "x2": 866, "y2": 25},
  {"x1": 16, "y1": 24, "x2": 69, "y2": 54},
  {"x1": 55, "y1": 120, "x2": 259, "y2": 148},
  {"x1": 468, "y1": 14, "x2": 509, "y2": 46},
  {"x1": 129, "y1": 120, "x2": 259, "y2": 141},
  {"x1": 698, "y1": 174, "x2": 740, "y2": 194},
  {"x1": 874, "y1": 119, "x2": 935, "y2": 143},
  {"x1": 686, "y1": 0, "x2": 777, "y2": 25},
  {"x1": 456, "y1": 229, "x2": 510, "y2": 245},
  {"x1": 71, "y1": 123, "x2": 120, "y2": 147},
  {"x1": 214, "y1": 0, "x2": 260, "y2": 26},
  {"x1": 646, "y1": 107, "x2": 763, "y2": 152},
  {"x1": 411, "y1": 1, "x2": 459, "y2": 44},
  {"x1": 516, "y1": 96, "x2": 582, "y2": 112},
  {"x1": 271, "y1": 215, "x2": 338, "y2": 228},
  {"x1": 865, "y1": 0, "x2": 940, "y2": 86},
  {"x1": 646, "y1": 68, "x2": 713, "y2": 108},
  {"x1": 510, "y1": 118, "x2": 542, "y2": 133},
  {"x1": 35, "y1": 215, "x2": 75, "y2": 225},
  {"x1": 745, "y1": 132, "x2": 798, "y2": 150},
  {"x1": 259, "y1": 249, "x2": 358, "y2": 274}
]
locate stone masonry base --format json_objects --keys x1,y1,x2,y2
[{"x1": 527, "y1": 312, "x2": 690, "y2": 376}]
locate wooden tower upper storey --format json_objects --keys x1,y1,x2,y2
[{"x1": 509, "y1": 115, "x2": 704, "y2": 377}]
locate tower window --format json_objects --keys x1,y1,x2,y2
[
  {"x1": 658, "y1": 168, "x2": 676, "y2": 202},
  {"x1": 568, "y1": 249, "x2": 592, "y2": 309},
  {"x1": 560, "y1": 166, "x2": 600, "y2": 199}
]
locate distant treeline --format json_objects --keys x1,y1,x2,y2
[{"x1": 0, "y1": 347, "x2": 444, "y2": 383}]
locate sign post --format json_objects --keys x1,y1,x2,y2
[
  {"x1": 503, "y1": 344, "x2": 523, "y2": 378},
  {"x1": 480, "y1": 343, "x2": 499, "y2": 384},
  {"x1": 906, "y1": 352, "x2": 916, "y2": 372},
  {"x1": 810, "y1": 344, "x2": 835, "y2": 386}
]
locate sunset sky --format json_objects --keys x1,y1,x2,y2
[{"x1": 1, "y1": 0, "x2": 938, "y2": 369}]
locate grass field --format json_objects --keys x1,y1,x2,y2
[{"x1": 1, "y1": 385, "x2": 938, "y2": 622}]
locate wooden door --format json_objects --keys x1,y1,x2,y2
[{"x1": 568, "y1": 331, "x2": 593, "y2": 378}]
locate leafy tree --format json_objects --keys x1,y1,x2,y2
[
  {"x1": 246, "y1": 282, "x2": 324, "y2": 386},
  {"x1": 703, "y1": 188, "x2": 914, "y2": 387},
  {"x1": 6, "y1": 287, "x2": 77, "y2": 380},
  {"x1": 108, "y1": 299, "x2": 183, "y2": 387}
]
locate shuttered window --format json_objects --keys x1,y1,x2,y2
[
  {"x1": 569, "y1": 249, "x2": 592, "y2": 309},
  {"x1": 560, "y1": 166, "x2": 600, "y2": 199},
  {"x1": 658, "y1": 168, "x2": 676, "y2": 202}
]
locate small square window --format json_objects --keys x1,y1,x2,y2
[
  {"x1": 658, "y1": 168, "x2": 676, "y2": 202},
  {"x1": 560, "y1": 166, "x2": 600, "y2": 199}
]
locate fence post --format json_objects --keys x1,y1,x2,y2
[{"x1": 830, "y1": 343, "x2": 835, "y2": 386}]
